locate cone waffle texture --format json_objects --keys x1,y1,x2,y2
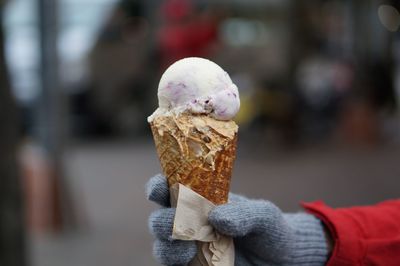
[{"x1": 150, "y1": 113, "x2": 238, "y2": 205}]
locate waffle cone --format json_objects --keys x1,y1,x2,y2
[{"x1": 149, "y1": 113, "x2": 238, "y2": 205}]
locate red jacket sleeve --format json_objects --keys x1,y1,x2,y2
[{"x1": 302, "y1": 200, "x2": 400, "y2": 266}]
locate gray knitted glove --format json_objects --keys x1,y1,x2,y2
[{"x1": 146, "y1": 174, "x2": 329, "y2": 266}]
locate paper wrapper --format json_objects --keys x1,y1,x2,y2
[
  {"x1": 170, "y1": 183, "x2": 234, "y2": 266},
  {"x1": 149, "y1": 112, "x2": 238, "y2": 265}
]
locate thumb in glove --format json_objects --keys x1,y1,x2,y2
[{"x1": 208, "y1": 198, "x2": 329, "y2": 265}]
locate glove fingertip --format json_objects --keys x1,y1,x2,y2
[
  {"x1": 208, "y1": 204, "x2": 243, "y2": 237},
  {"x1": 153, "y1": 239, "x2": 197, "y2": 265},
  {"x1": 148, "y1": 208, "x2": 175, "y2": 240},
  {"x1": 146, "y1": 174, "x2": 170, "y2": 207}
]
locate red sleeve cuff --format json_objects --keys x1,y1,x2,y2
[{"x1": 301, "y1": 201, "x2": 366, "y2": 266}]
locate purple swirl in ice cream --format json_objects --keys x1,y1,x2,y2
[{"x1": 149, "y1": 57, "x2": 240, "y2": 121}]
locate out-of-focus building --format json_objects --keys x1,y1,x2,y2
[{"x1": 3, "y1": 0, "x2": 399, "y2": 142}]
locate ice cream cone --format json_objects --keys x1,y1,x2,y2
[{"x1": 149, "y1": 112, "x2": 238, "y2": 205}]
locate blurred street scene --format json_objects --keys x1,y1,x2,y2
[{"x1": 1, "y1": 0, "x2": 400, "y2": 265}]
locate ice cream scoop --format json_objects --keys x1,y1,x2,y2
[{"x1": 148, "y1": 57, "x2": 240, "y2": 121}]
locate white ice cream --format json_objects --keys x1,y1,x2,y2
[{"x1": 148, "y1": 57, "x2": 240, "y2": 121}]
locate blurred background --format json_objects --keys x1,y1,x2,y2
[{"x1": 1, "y1": 0, "x2": 400, "y2": 265}]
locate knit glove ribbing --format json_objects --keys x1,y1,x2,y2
[{"x1": 146, "y1": 174, "x2": 329, "y2": 266}]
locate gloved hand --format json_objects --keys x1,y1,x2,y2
[{"x1": 146, "y1": 174, "x2": 330, "y2": 265}]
